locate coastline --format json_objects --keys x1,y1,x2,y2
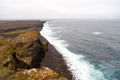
[
  {"x1": 0, "y1": 20, "x2": 73, "y2": 80},
  {"x1": 40, "y1": 35, "x2": 73, "y2": 80}
]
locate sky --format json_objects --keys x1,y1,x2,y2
[{"x1": 0, "y1": 0, "x2": 120, "y2": 19}]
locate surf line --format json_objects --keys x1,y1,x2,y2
[{"x1": 40, "y1": 22, "x2": 107, "y2": 80}]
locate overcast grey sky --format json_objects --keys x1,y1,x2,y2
[{"x1": 0, "y1": 0, "x2": 120, "y2": 19}]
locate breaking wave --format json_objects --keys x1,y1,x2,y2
[{"x1": 40, "y1": 22, "x2": 107, "y2": 80}]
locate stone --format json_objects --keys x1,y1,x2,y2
[
  {"x1": 8, "y1": 67, "x2": 68, "y2": 80},
  {"x1": 0, "y1": 30, "x2": 68, "y2": 80}
]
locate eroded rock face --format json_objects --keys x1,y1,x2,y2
[
  {"x1": 13, "y1": 31, "x2": 45, "y2": 66},
  {"x1": 0, "y1": 31, "x2": 48, "y2": 79},
  {"x1": 1, "y1": 31, "x2": 46, "y2": 69},
  {"x1": 0, "y1": 30, "x2": 68, "y2": 80},
  {"x1": 8, "y1": 67, "x2": 68, "y2": 80}
]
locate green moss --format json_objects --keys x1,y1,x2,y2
[
  {"x1": 9, "y1": 46, "x2": 15, "y2": 54},
  {"x1": 7, "y1": 70, "x2": 13, "y2": 75},
  {"x1": 14, "y1": 75, "x2": 23, "y2": 80}
]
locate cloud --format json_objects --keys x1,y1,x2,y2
[{"x1": 0, "y1": 0, "x2": 120, "y2": 19}]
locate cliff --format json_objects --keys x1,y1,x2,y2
[{"x1": 0, "y1": 30, "x2": 68, "y2": 80}]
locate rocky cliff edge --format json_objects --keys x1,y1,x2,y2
[{"x1": 0, "y1": 30, "x2": 68, "y2": 80}]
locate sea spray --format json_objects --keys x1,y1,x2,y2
[{"x1": 40, "y1": 22, "x2": 107, "y2": 80}]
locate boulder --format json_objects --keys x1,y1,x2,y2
[{"x1": 8, "y1": 67, "x2": 68, "y2": 80}]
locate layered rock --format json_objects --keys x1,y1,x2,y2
[
  {"x1": 1, "y1": 31, "x2": 46, "y2": 69},
  {"x1": 0, "y1": 30, "x2": 68, "y2": 80}
]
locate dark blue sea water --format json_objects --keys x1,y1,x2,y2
[{"x1": 41, "y1": 19, "x2": 120, "y2": 80}]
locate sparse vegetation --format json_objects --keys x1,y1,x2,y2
[
  {"x1": 0, "y1": 21, "x2": 68, "y2": 80},
  {"x1": 2, "y1": 30, "x2": 27, "y2": 35},
  {"x1": 14, "y1": 75, "x2": 23, "y2": 80}
]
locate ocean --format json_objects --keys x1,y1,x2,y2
[{"x1": 40, "y1": 19, "x2": 120, "y2": 80}]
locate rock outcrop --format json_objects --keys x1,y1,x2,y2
[
  {"x1": 8, "y1": 67, "x2": 68, "y2": 80},
  {"x1": 1, "y1": 31, "x2": 46, "y2": 69},
  {"x1": 0, "y1": 30, "x2": 68, "y2": 80}
]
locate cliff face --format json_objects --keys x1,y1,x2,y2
[{"x1": 0, "y1": 30, "x2": 68, "y2": 80}]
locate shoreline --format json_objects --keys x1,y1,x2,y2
[
  {"x1": 0, "y1": 20, "x2": 73, "y2": 80},
  {"x1": 40, "y1": 35, "x2": 73, "y2": 80}
]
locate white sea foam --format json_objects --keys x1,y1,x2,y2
[
  {"x1": 40, "y1": 22, "x2": 107, "y2": 80},
  {"x1": 93, "y1": 32, "x2": 102, "y2": 35}
]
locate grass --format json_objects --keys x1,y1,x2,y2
[
  {"x1": 3, "y1": 30, "x2": 27, "y2": 35},
  {"x1": 9, "y1": 46, "x2": 15, "y2": 54}
]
